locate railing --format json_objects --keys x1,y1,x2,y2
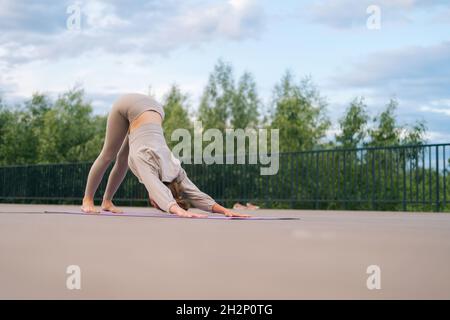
[{"x1": 1, "y1": 143, "x2": 449, "y2": 212}]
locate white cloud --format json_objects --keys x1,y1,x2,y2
[
  {"x1": 83, "y1": 1, "x2": 130, "y2": 30},
  {"x1": 0, "y1": 0, "x2": 266, "y2": 108},
  {"x1": 420, "y1": 100, "x2": 450, "y2": 117},
  {"x1": 421, "y1": 107, "x2": 450, "y2": 117},
  {"x1": 332, "y1": 42, "x2": 450, "y2": 101},
  {"x1": 305, "y1": 0, "x2": 449, "y2": 29},
  {"x1": 0, "y1": 0, "x2": 266, "y2": 67},
  {"x1": 424, "y1": 131, "x2": 450, "y2": 143}
]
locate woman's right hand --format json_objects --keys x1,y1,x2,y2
[{"x1": 169, "y1": 204, "x2": 207, "y2": 218}]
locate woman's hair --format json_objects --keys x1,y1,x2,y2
[{"x1": 165, "y1": 180, "x2": 191, "y2": 210}]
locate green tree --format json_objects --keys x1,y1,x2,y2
[
  {"x1": 335, "y1": 97, "x2": 369, "y2": 149},
  {"x1": 25, "y1": 93, "x2": 51, "y2": 120},
  {"x1": 37, "y1": 87, "x2": 102, "y2": 163},
  {"x1": 0, "y1": 98, "x2": 14, "y2": 161},
  {"x1": 231, "y1": 72, "x2": 259, "y2": 129},
  {"x1": 65, "y1": 115, "x2": 106, "y2": 162},
  {"x1": 401, "y1": 121, "x2": 427, "y2": 146},
  {"x1": 0, "y1": 94, "x2": 48, "y2": 165},
  {"x1": 162, "y1": 84, "x2": 193, "y2": 150},
  {"x1": 367, "y1": 99, "x2": 401, "y2": 147},
  {"x1": 270, "y1": 72, "x2": 330, "y2": 152},
  {"x1": 198, "y1": 60, "x2": 234, "y2": 131},
  {"x1": 365, "y1": 98, "x2": 426, "y2": 147}
]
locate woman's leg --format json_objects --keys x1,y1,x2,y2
[
  {"x1": 82, "y1": 108, "x2": 129, "y2": 213},
  {"x1": 101, "y1": 136, "x2": 130, "y2": 213}
]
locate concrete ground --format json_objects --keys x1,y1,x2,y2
[{"x1": 0, "y1": 203, "x2": 449, "y2": 299}]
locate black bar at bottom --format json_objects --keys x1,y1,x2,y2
[{"x1": 0, "y1": 300, "x2": 446, "y2": 318}]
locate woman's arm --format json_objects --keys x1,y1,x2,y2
[
  {"x1": 178, "y1": 172, "x2": 251, "y2": 217},
  {"x1": 169, "y1": 203, "x2": 207, "y2": 218},
  {"x1": 178, "y1": 174, "x2": 217, "y2": 212},
  {"x1": 156, "y1": 199, "x2": 250, "y2": 218},
  {"x1": 149, "y1": 194, "x2": 207, "y2": 218}
]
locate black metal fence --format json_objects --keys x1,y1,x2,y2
[{"x1": 1, "y1": 143, "x2": 450, "y2": 212}]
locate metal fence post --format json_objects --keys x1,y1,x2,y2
[
  {"x1": 436, "y1": 146, "x2": 440, "y2": 212},
  {"x1": 402, "y1": 148, "x2": 407, "y2": 212}
]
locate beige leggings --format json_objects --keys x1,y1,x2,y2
[{"x1": 84, "y1": 93, "x2": 164, "y2": 200}]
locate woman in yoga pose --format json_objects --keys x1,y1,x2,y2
[{"x1": 82, "y1": 93, "x2": 249, "y2": 218}]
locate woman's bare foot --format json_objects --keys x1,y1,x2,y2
[
  {"x1": 101, "y1": 199, "x2": 123, "y2": 213},
  {"x1": 246, "y1": 202, "x2": 260, "y2": 210},
  {"x1": 233, "y1": 202, "x2": 247, "y2": 210},
  {"x1": 81, "y1": 198, "x2": 100, "y2": 213}
]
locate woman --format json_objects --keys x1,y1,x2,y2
[{"x1": 82, "y1": 93, "x2": 249, "y2": 218}]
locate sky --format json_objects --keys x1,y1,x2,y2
[{"x1": 0, "y1": 0, "x2": 449, "y2": 142}]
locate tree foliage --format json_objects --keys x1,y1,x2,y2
[
  {"x1": 0, "y1": 88, "x2": 105, "y2": 165},
  {"x1": 162, "y1": 84, "x2": 193, "y2": 150},
  {"x1": 198, "y1": 60, "x2": 260, "y2": 131},
  {"x1": 335, "y1": 97, "x2": 369, "y2": 149},
  {"x1": 270, "y1": 72, "x2": 330, "y2": 152}
]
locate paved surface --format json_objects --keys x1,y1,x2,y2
[{"x1": 0, "y1": 203, "x2": 450, "y2": 299}]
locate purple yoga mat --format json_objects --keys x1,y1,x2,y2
[{"x1": 43, "y1": 210, "x2": 299, "y2": 220}]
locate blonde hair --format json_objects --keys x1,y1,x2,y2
[{"x1": 165, "y1": 180, "x2": 190, "y2": 210}]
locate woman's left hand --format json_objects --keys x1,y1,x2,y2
[{"x1": 223, "y1": 210, "x2": 251, "y2": 218}]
